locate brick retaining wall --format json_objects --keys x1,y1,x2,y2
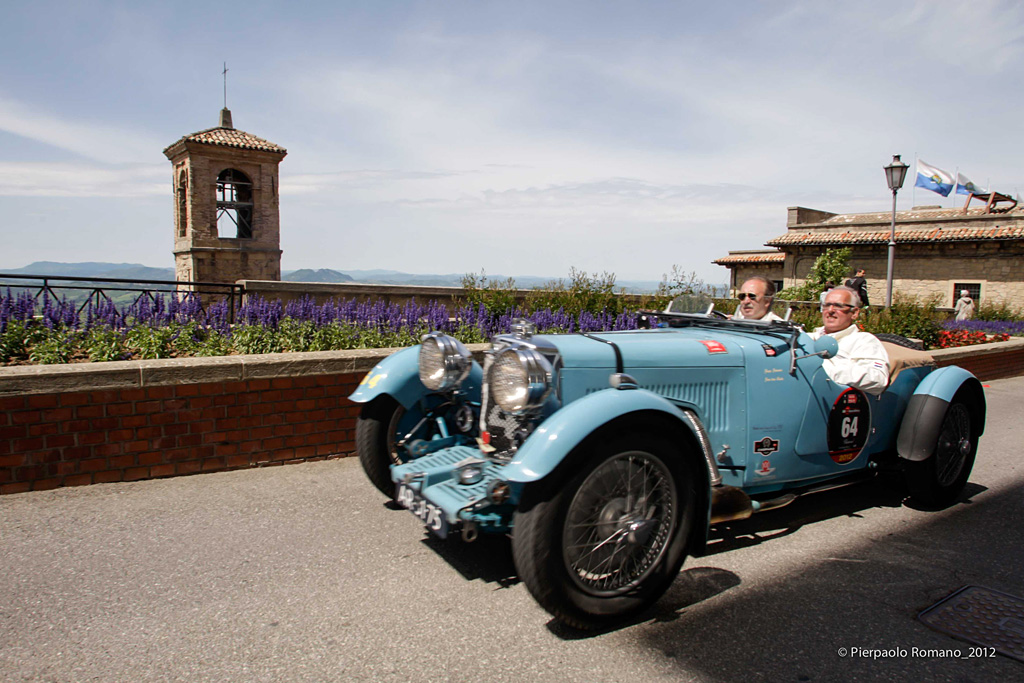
[
  {"x1": 2, "y1": 339, "x2": 1022, "y2": 494},
  {"x1": 0, "y1": 348, "x2": 418, "y2": 495}
]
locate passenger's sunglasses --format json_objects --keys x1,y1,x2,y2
[
  {"x1": 821, "y1": 303, "x2": 856, "y2": 312},
  {"x1": 737, "y1": 293, "x2": 762, "y2": 301}
]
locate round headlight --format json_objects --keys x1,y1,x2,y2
[
  {"x1": 489, "y1": 346, "x2": 552, "y2": 414},
  {"x1": 418, "y1": 332, "x2": 472, "y2": 391}
]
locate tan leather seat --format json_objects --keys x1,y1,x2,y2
[{"x1": 881, "y1": 342, "x2": 936, "y2": 384}]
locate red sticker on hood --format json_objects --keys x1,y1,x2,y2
[{"x1": 699, "y1": 340, "x2": 728, "y2": 354}]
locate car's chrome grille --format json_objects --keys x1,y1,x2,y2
[{"x1": 484, "y1": 400, "x2": 519, "y2": 453}]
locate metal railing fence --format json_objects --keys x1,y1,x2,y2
[{"x1": 0, "y1": 273, "x2": 245, "y2": 324}]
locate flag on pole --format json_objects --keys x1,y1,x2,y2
[
  {"x1": 915, "y1": 160, "x2": 954, "y2": 197},
  {"x1": 955, "y1": 173, "x2": 986, "y2": 196}
]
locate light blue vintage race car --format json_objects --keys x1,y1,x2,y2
[{"x1": 349, "y1": 300, "x2": 985, "y2": 630}]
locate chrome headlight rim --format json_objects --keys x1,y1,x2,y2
[
  {"x1": 489, "y1": 345, "x2": 552, "y2": 415},
  {"x1": 418, "y1": 332, "x2": 472, "y2": 392}
]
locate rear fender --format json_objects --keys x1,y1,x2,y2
[
  {"x1": 349, "y1": 345, "x2": 483, "y2": 409},
  {"x1": 896, "y1": 366, "x2": 986, "y2": 462}
]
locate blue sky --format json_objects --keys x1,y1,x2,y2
[{"x1": 2, "y1": 0, "x2": 1022, "y2": 283}]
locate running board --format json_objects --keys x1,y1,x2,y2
[{"x1": 710, "y1": 471, "x2": 876, "y2": 524}]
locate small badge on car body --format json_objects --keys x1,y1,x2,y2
[
  {"x1": 699, "y1": 340, "x2": 728, "y2": 354},
  {"x1": 753, "y1": 436, "x2": 780, "y2": 457}
]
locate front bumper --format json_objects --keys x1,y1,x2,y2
[{"x1": 391, "y1": 446, "x2": 517, "y2": 536}]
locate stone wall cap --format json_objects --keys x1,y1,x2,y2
[{"x1": 0, "y1": 339, "x2": 1013, "y2": 397}]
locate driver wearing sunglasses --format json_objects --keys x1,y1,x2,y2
[
  {"x1": 809, "y1": 286, "x2": 890, "y2": 395},
  {"x1": 732, "y1": 277, "x2": 783, "y2": 321}
]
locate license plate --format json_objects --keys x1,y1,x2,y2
[{"x1": 395, "y1": 483, "x2": 449, "y2": 538}]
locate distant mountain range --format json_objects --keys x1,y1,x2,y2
[{"x1": 0, "y1": 262, "x2": 666, "y2": 293}]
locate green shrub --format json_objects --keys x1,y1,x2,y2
[
  {"x1": 232, "y1": 325, "x2": 283, "y2": 355},
  {"x1": 859, "y1": 295, "x2": 943, "y2": 348},
  {"x1": 125, "y1": 326, "x2": 174, "y2": 359},
  {"x1": 460, "y1": 271, "x2": 520, "y2": 315},
  {"x1": 779, "y1": 247, "x2": 852, "y2": 301},
  {"x1": 974, "y1": 301, "x2": 1023, "y2": 322},
  {"x1": 194, "y1": 331, "x2": 233, "y2": 357},
  {"x1": 29, "y1": 329, "x2": 78, "y2": 365},
  {"x1": 0, "y1": 322, "x2": 30, "y2": 363},
  {"x1": 85, "y1": 327, "x2": 127, "y2": 362},
  {"x1": 525, "y1": 267, "x2": 624, "y2": 317}
]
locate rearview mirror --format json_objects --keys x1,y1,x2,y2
[{"x1": 813, "y1": 335, "x2": 838, "y2": 359}]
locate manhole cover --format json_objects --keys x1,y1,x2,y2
[{"x1": 919, "y1": 585, "x2": 1024, "y2": 662}]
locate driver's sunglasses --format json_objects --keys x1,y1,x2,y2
[
  {"x1": 821, "y1": 303, "x2": 856, "y2": 312},
  {"x1": 737, "y1": 292, "x2": 761, "y2": 301}
]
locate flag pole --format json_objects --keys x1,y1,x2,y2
[{"x1": 912, "y1": 153, "x2": 918, "y2": 207}]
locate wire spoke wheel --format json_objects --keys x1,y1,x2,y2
[
  {"x1": 934, "y1": 403, "x2": 971, "y2": 488},
  {"x1": 356, "y1": 397, "x2": 417, "y2": 495},
  {"x1": 563, "y1": 451, "x2": 677, "y2": 595},
  {"x1": 512, "y1": 432, "x2": 696, "y2": 630},
  {"x1": 904, "y1": 397, "x2": 978, "y2": 508},
  {"x1": 384, "y1": 404, "x2": 407, "y2": 466}
]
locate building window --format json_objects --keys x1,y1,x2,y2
[
  {"x1": 953, "y1": 282, "x2": 981, "y2": 305},
  {"x1": 772, "y1": 280, "x2": 784, "y2": 295},
  {"x1": 216, "y1": 168, "x2": 253, "y2": 238},
  {"x1": 177, "y1": 170, "x2": 188, "y2": 237}
]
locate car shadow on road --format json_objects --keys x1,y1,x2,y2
[
  {"x1": 706, "y1": 473, "x2": 986, "y2": 556},
  {"x1": 547, "y1": 566, "x2": 744, "y2": 640},
  {"x1": 420, "y1": 532, "x2": 520, "y2": 587}
]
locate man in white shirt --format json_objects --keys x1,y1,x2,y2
[
  {"x1": 732, "y1": 276, "x2": 783, "y2": 322},
  {"x1": 809, "y1": 286, "x2": 890, "y2": 396}
]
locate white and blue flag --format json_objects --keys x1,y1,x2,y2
[
  {"x1": 955, "y1": 173, "x2": 986, "y2": 196},
  {"x1": 915, "y1": 160, "x2": 954, "y2": 197}
]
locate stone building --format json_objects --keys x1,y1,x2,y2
[
  {"x1": 163, "y1": 109, "x2": 287, "y2": 286},
  {"x1": 715, "y1": 201, "x2": 1024, "y2": 307}
]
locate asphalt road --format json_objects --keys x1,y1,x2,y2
[{"x1": 2, "y1": 377, "x2": 1023, "y2": 682}]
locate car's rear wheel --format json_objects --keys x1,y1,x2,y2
[
  {"x1": 512, "y1": 434, "x2": 696, "y2": 630},
  {"x1": 904, "y1": 397, "x2": 977, "y2": 507},
  {"x1": 355, "y1": 396, "x2": 408, "y2": 495}
]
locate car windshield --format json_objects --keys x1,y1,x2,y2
[
  {"x1": 665, "y1": 294, "x2": 791, "y2": 321},
  {"x1": 664, "y1": 294, "x2": 717, "y2": 314}
]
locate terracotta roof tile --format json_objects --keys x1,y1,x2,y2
[
  {"x1": 164, "y1": 127, "x2": 286, "y2": 155},
  {"x1": 765, "y1": 225, "x2": 1024, "y2": 247},
  {"x1": 799, "y1": 206, "x2": 1023, "y2": 226},
  {"x1": 713, "y1": 252, "x2": 787, "y2": 265}
]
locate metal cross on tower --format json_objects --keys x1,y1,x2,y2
[{"x1": 222, "y1": 62, "x2": 229, "y2": 109}]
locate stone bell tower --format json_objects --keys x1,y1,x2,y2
[{"x1": 163, "y1": 108, "x2": 287, "y2": 285}]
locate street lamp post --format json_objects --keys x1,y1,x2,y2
[{"x1": 883, "y1": 154, "x2": 909, "y2": 308}]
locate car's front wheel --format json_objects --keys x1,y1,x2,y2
[
  {"x1": 355, "y1": 396, "x2": 409, "y2": 495},
  {"x1": 904, "y1": 397, "x2": 977, "y2": 507},
  {"x1": 512, "y1": 434, "x2": 696, "y2": 630}
]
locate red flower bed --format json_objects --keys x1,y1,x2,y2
[{"x1": 935, "y1": 330, "x2": 1011, "y2": 349}]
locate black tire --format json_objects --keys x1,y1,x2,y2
[
  {"x1": 355, "y1": 396, "x2": 407, "y2": 496},
  {"x1": 511, "y1": 434, "x2": 696, "y2": 630},
  {"x1": 904, "y1": 398, "x2": 977, "y2": 507},
  {"x1": 875, "y1": 333, "x2": 924, "y2": 350}
]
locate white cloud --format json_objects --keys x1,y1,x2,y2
[
  {"x1": 0, "y1": 94, "x2": 163, "y2": 165},
  {"x1": 0, "y1": 162, "x2": 165, "y2": 197}
]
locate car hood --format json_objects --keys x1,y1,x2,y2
[{"x1": 535, "y1": 328, "x2": 780, "y2": 369}]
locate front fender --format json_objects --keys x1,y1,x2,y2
[
  {"x1": 896, "y1": 365, "x2": 986, "y2": 462},
  {"x1": 503, "y1": 388, "x2": 712, "y2": 484},
  {"x1": 349, "y1": 345, "x2": 483, "y2": 409}
]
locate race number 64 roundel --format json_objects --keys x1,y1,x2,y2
[{"x1": 827, "y1": 388, "x2": 871, "y2": 464}]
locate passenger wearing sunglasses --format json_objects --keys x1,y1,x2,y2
[
  {"x1": 809, "y1": 286, "x2": 890, "y2": 395},
  {"x1": 732, "y1": 277, "x2": 783, "y2": 321}
]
